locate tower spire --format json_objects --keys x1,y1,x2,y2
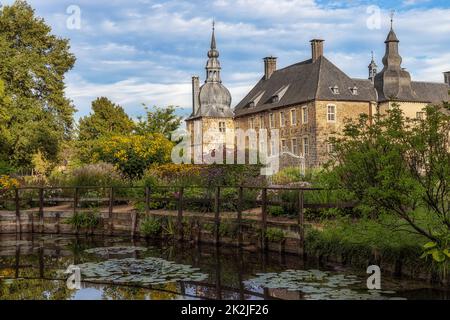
[
  {"x1": 368, "y1": 51, "x2": 378, "y2": 83},
  {"x1": 211, "y1": 19, "x2": 216, "y2": 50},
  {"x1": 205, "y1": 20, "x2": 221, "y2": 83}
]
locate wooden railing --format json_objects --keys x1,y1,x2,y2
[{"x1": 0, "y1": 185, "x2": 357, "y2": 253}]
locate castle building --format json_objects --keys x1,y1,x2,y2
[
  {"x1": 186, "y1": 23, "x2": 234, "y2": 163},
  {"x1": 187, "y1": 22, "x2": 449, "y2": 169}
]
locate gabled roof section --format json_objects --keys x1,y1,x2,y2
[{"x1": 234, "y1": 56, "x2": 377, "y2": 117}]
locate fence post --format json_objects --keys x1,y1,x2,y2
[
  {"x1": 214, "y1": 186, "x2": 221, "y2": 245},
  {"x1": 15, "y1": 188, "x2": 21, "y2": 235},
  {"x1": 145, "y1": 186, "x2": 150, "y2": 217},
  {"x1": 298, "y1": 190, "x2": 305, "y2": 257},
  {"x1": 39, "y1": 188, "x2": 44, "y2": 233},
  {"x1": 177, "y1": 187, "x2": 184, "y2": 241},
  {"x1": 237, "y1": 186, "x2": 243, "y2": 247},
  {"x1": 55, "y1": 212, "x2": 60, "y2": 234},
  {"x1": 108, "y1": 187, "x2": 114, "y2": 236},
  {"x1": 73, "y1": 187, "x2": 79, "y2": 214},
  {"x1": 261, "y1": 188, "x2": 268, "y2": 251}
]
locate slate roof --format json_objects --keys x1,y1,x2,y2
[
  {"x1": 234, "y1": 56, "x2": 378, "y2": 117},
  {"x1": 410, "y1": 81, "x2": 449, "y2": 104}
]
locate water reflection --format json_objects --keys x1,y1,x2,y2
[{"x1": 0, "y1": 234, "x2": 448, "y2": 300}]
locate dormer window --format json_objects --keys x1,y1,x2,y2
[
  {"x1": 271, "y1": 85, "x2": 290, "y2": 104},
  {"x1": 349, "y1": 86, "x2": 358, "y2": 95},
  {"x1": 330, "y1": 85, "x2": 340, "y2": 95},
  {"x1": 248, "y1": 91, "x2": 265, "y2": 108}
]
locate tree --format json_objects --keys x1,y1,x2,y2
[
  {"x1": 135, "y1": 105, "x2": 182, "y2": 140},
  {"x1": 78, "y1": 97, "x2": 135, "y2": 141},
  {"x1": 92, "y1": 134, "x2": 173, "y2": 179},
  {"x1": 327, "y1": 104, "x2": 450, "y2": 257},
  {"x1": 0, "y1": 1, "x2": 76, "y2": 169}
]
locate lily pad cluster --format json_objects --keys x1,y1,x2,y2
[
  {"x1": 245, "y1": 269, "x2": 404, "y2": 300},
  {"x1": 84, "y1": 246, "x2": 148, "y2": 256},
  {"x1": 75, "y1": 257, "x2": 208, "y2": 286}
]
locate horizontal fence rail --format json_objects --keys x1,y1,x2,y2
[{"x1": 0, "y1": 185, "x2": 357, "y2": 255}]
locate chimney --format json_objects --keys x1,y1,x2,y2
[
  {"x1": 444, "y1": 71, "x2": 450, "y2": 86},
  {"x1": 264, "y1": 57, "x2": 277, "y2": 80},
  {"x1": 311, "y1": 39, "x2": 324, "y2": 63},
  {"x1": 192, "y1": 76, "x2": 200, "y2": 115}
]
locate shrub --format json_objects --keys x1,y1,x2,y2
[
  {"x1": 66, "y1": 210, "x2": 100, "y2": 231},
  {"x1": 0, "y1": 175, "x2": 19, "y2": 191},
  {"x1": 268, "y1": 206, "x2": 285, "y2": 217},
  {"x1": 265, "y1": 227, "x2": 286, "y2": 243},
  {"x1": 140, "y1": 217, "x2": 162, "y2": 237},
  {"x1": 64, "y1": 163, "x2": 124, "y2": 187},
  {"x1": 219, "y1": 221, "x2": 239, "y2": 238}
]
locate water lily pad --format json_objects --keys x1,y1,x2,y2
[
  {"x1": 72, "y1": 257, "x2": 208, "y2": 286},
  {"x1": 245, "y1": 269, "x2": 403, "y2": 300}
]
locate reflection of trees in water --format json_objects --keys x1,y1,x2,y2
[
  {"x1": 0, "y1": 279, "x2": 74, "y2": 300},
  {"x1": 0, "y1": 235, "x2": 301, "y2": 300}
]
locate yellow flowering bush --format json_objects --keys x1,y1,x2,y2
[
  {"x1": 93, "y1": 133, "x2": 173, "y2": 178},
  {"x1": 0, "y1": 175, "x2": 19, "y2": 193}
]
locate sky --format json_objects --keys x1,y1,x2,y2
[{"x1": 2, "y1": 0, "x2": 450, "y2": 120}]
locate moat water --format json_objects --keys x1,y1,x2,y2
[{"x1": 0, "y1": 234, "x2": 448, "y2": 300}]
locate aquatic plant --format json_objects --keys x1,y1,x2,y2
[
  {"x1": 66, "y1": 210, "x2": 100, "y2": 232},
  {"x1": 246, "y1": 269, "x2": 404, "y2": 300},
  {"x1": 84, "y1": 246, "x2": 148, "y2": 257},
  {"x1": 73, "y1": 257, "x2": 208, "y2": 286},
  {"x1": 265, "y1": 228, "x2": 286, "y2": 243},
  {"x1": 140, "y1": 217, "x2": 162, "y2": 237}
]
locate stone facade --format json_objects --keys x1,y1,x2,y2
[{"x1": 186, "y1": 23, "x2": 449, "y2": 170}]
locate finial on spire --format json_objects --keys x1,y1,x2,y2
[
  {"x1": 210, "y1": 19, "x2": 216, "y2": 50},
  {"x1": 371, "y1": 50, "x2": 374, "y2": 61},
  {"x1": 390, "y1": 10, "x2": 395, "y2": 29}
]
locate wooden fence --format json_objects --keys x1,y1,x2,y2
[{"x1": 0, "y1": 186, "x2": 356, "y2": 254}]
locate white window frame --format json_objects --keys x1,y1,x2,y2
[
  {"x1": 281, "y1": 139, "x2": 288, "y2": 152},
  {"x1": 327, "y1": 104, "x2": 336, "y2": 122},
  {"x1": 416, "y1": 112, "x2": 425, "y2": 120},
  {"x1": 302, "y1": 106, "x2": 308, "y2": 124},
  {"x1": 302, "y1": 137, "x2": 309, "y2": 157},
  {"x1": 291, "y1": 138, "x2": 298, "y2": 155},
  {"x1": 269, "y1": 113, "x2": 275, "y2": 128},
  {"x1": 219, "y1": 121, "x2": 226, "y2": 133},
  {"x1": 290, "y1": 109, "x2": 297, "y2": 126},
  {"x1": 327, "y1": 143, "x2": 335, "y2": 154},
  {"x1": 280, "y1": 111, "x2": 285, "y2": 127}
]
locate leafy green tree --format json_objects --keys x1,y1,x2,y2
[
  {"x1": 326, "y1": 104, "x2": 450, "y2": 259},
  {"x1": 135, "y1": 105, "x2": 182, "y2": 140},
  {"x1": 78, "y1": 97, "x2": 135, "y2": 141},
  {"x1": 0, "y1": 1, "x2": 76, "y2": 169}
]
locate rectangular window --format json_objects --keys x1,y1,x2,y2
[
  {"x1": 327, "y1": 105, "x2": 336, "y2": 122},
  {"x1": 280, "y1": 112, "x2": 285, "y2": 127},
  {"x1": 269, "y1": 113, "x2": 275, "y2": 128},
  {"x1": 281, "y1": 139, "x2": 287, "y2": 152},
  {"x1": 219, "y1": 121, "x2": 226, "y2": 133},
  {"x1": 259, "y1": 115, "x2": 264, "y2": 129},
  {"x1": 416, "y1": 112, "x2": 425, "y2": 120},
  {"x1": 270, "y1": 140, "x2": 276, "y2": 156},
  {"x1": 291, "y1": 138, "x2": 298, "y2": 155},
  {"x1": 290, "y1": 109, "x2": 297, "y2": 126},
  {"x1": 302, "y1": 107, "x2": 308, "y2": 124},
  {"x1": 303, "y1": 137, "x2": 309, "y2": 157},
  {"x1": 249, "y1": 117, "x2": 254, "y2": 129},
  {"x1": 327, "y1": 143, "x2": 335, "y2": 154}
]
